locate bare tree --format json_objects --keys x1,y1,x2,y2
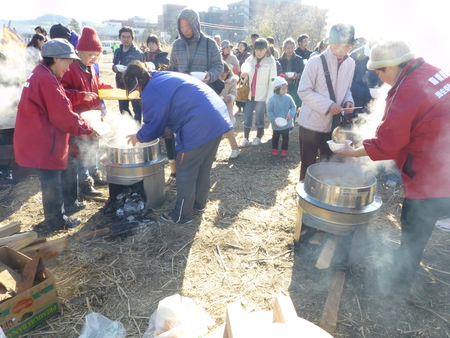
[
  {"x1": 68, "y1": 19, "x2": 80, "y2": 34},
  {"x1": 250, "y1": 2, "x2": 327, "y2": 51}
]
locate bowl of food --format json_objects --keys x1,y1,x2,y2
[
  {"x1": 116, "y1": 65, "x2": 127, "y2": 73},
  {"x1": 190, "y1": 72, "x2": 206, "y2": 81},
  {"x1": 327, "y1": 139, "x2": 352, "y2": 152},
  {"x1": 285, "y1": 72, "x2": 295, "y2": 78},
  {"x1": 274, "y1": 117, "x2": 287, "y2": 127},
  {"x1": 146, "y1": 62, "x2": 156, "y2": 70}
]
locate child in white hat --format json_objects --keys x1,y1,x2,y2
[{"x1": 267, "y1": 75, "x2": 297, "y2": 156}]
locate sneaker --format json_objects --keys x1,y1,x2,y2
[
  {"x1": 165, "y1": 175, "x2": 176, "y2": 186},
  {"x1": 229, "y1": 149, "x2": 241, "y2": 159},
  {"x1": 161, "y1": 212, "x2": 192, "y2": 224},
  {"x1": 251, "y1": 137, "x2": 261, "y2": 146},
  {"x1": 240, "y1": 138, "x2": 250, "y2": 147},
  {"x1": 49, "y1": 216, "x2": 81, "y2": 231},
  {"x1": 281, "y1": 150, "x2": 288, "y2": 157},
  {"x1": 65, "y1": 200, "x2": 86, "y2": 213},
  {"x1": 92, "y1": 171, "x2": 107, "y2": 186},
  {"x1": 80, "y1": 177, "x2": 103, "y2": 197},
  {"x1": 271, "y1": 149, "x2": 278, "y2": 156}
]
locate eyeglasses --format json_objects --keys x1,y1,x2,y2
[{"x1": 87, "y1": 53, "x2": 101, "y2": 60}]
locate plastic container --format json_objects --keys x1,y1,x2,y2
[{"x1": 190, "y1": 72, "x2": 206, "y2": 80}]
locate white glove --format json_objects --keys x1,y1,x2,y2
[{"x1": 369, "y1": 88, "x2": 381, "y2": 99}]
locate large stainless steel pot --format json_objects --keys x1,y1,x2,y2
[
  {"x1": 304, "y1": 162, "x2": 376, "y2": 208},
  {"x1": 106, "y1": 137, "x2": 161, "y2": 166}
]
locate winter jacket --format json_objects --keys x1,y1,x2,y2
[
  {"x1": 169, "y1": 8, "x2": 223, "y2": 83},
  {"x1": 363, "y1": 58, "x2": 450, "y2": 199},
  {"x1": 62, "y1": 61, "x2": 113, "y2": 115},
  {"x1": 144, "y1": 49, "x2": 170, "y2": 68},
  {"x1": 297, "y1": 47, "x2": 355, "y2": 133},
  {"x1": 295, "y1": 47, "x2": 312, "y2": 60},
  {"x1": 350, "y1": 45, "x2": 383, "y2": 116},
  {"x1": 223, "y1": 52, "x2": 240, "y2": 74},
  {"x1": 278, "y1": 53, "x2": 305, "y2": 88},
  {"x1": 219, "y1": 74, "x2": 238, "y2": 119},
  {"x1": 136, "y1": 71, "x2": 232, "y2": 153},
  {"x1": 112, "y1": 44, "x2": 144, "y2": 88},
  {"x1": 14, "y1": 63, "x2": 93, "y2": 170},
  {"x1": 242, "y1": 55, "x2": 277, "y2": 102},
  {"x1": 267, "y1": 93, "x2": 296, "y2": 130}
]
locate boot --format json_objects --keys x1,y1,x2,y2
[
  {"x1": 80, "y1": 176, "x2": 103, "y2": 197},
  {"x1": 92, "y1": 171, "x2": 108, "y2": 186}
]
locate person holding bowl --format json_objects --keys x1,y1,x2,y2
[
  {"x1": 14, "y1": 39, "x2": 97, "y2": 231},
  {"x1": 337, "y1": 40, "x2": 450, "y2": 293},
  {"x1": 123, "y1": 61, "x2": 232, "y2": 224}
]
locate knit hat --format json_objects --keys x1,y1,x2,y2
[
  {"x1": 49, "y1": 23, "x2": 71, "y2": 40},
  {"x1": 367, "y1": 40, "x2": 415, "y2": 70},
  {"x1": 221, "y1": 40, "x2": 232, "y2": 49},
  {"x1": 272, "y1": 75, "x2": 287, "y2": 89},
  {"x1": 77, "y1": 27, "x2": 102, "y2": 52},
  {"x1": 42, "y1": 39, "x2": 80, "y2": 60},
  {"x1": 327, "y1": 24, "x2": 356, "y2": 45}
]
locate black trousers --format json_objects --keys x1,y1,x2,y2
[
  {"x1": 272, "y1": 129, "x2": 289, "y2": 150},
  {"x1": 118, "y1": 99, "x2": 142, "y2": 122},
  {"x1": 299, "y1": 126, "x2": 334, "y2": 180},
  {"x1": 396, "y1": 197, "x2": 450, "y2": 287}
]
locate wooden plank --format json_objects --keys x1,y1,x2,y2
[
  {"x1": 0, "y1": 232, "x2": 38, "y2": 251},
  {"x1": 223, "y1": 301, "x2": 243, "y2": 338},
  {"x1": 17, "y1": 254, "x2": 40, "y2": 294},
  {"x1": 0, "y1": 261, "x2": 21, "y2": 292},
  {"x1": 319, "y1": 271, "x2": 346, "y2": 333},
  {"x1": 0, "y1": 221, "x2": 21, "y2": 239},
  {"x1": 315, "y1": 236, "x2": 338, "y2": 270},
  {"x1": 20, "y1": 238, "x2": 67, "y2": 260},
  {"x1": 272, "y1": 295, "x2": 298, "y2": 325},
  {"x1": 309, "y1": 232, "x2": 325, "y2": 245},
  {"x1": 293, "y1": 208, "x2": 304, "y2": 242}
]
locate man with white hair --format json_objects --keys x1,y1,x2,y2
[{"x1": 338, "y1": 40, "x2": 450, "y2": 293}]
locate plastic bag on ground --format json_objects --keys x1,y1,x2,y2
[
  {"x1": 143, "y1": 294, "x2": 214, "y2": 338},
  {"x1": 78, "y1": 312, "x2": 126, "y2": 338}
]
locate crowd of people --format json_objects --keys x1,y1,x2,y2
[{"x1": 11, "y1": 9, "x2": 450, "y2": 294}]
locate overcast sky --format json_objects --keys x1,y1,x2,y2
[{"x1": 2, "y1": 0, "x2": 448, "y2": 69}]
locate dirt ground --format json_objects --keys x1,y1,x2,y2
[{"x1": 1, "y1": 56, "x2": 450, "y2": 337}]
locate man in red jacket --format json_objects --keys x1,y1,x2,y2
[
  {"x1": 338, "y1": 40, "x2": 450, "y2": 293},
  {"x1": 14, "y1": 39, "x2": 97, "y2": 230}
]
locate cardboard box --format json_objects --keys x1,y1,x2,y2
[{"x1": 0, "y1": 247, "x2": 60, "y2": 338}]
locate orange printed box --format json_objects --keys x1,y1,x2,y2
[{"x1": 0, "y1": 247, "x2": 60, "y2": 338}]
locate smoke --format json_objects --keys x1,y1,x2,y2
[{"x1": 106, "y1": 113, "x2": 142, "y2": 148}]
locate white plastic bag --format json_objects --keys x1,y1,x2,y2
[
  {"x1": 78, "y1": 312, "x2": 126, "y2": 338},
  {"x1": 143, "y1": 294, "x2": 214, "y2": 338}
]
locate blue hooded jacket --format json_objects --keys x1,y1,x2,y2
[{"x1": 136, "y1": 71, "x2": 232, "y2": 153}]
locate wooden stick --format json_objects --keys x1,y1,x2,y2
[
  {"x1": 0, "y1": 231, "x2": 38, "y2": 251},
  {"x1": 17, "y1": 254, "x2": 40, "y2": 294},
  {"x1": 316, "y1": 236, "x2": 338, "y2": 270},
  {"x1": 0, "y1": 261, "x2": 22, "y2": 292},
  {"x1": 319, "y1": 271, "x2": 346, "y2": 333},
  {"x1": 273, "y1": 295, "x2": 298, "y2": 324},
  {"x1": 0, "y1": 221, "x2": 21, "y2": 239},
  {"x1": 20, "y1": 237, "x2": 67, "y2": 260}
]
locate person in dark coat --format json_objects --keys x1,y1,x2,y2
[
  {"x1": 295, "y1": 34, "x2": 312, "y2": 60},
  {"x1": 278, "y1": 37, "x2": 304, "y2": 108},
  {"x1": 112, "y1": 26, "x2": 144, "y2": 122},
  {"x1": 349, "y1": 42, "x2": 383, "y2": 117},
  {"x1": 143, "y1": 34, "x2": 169, "y2": 69}
]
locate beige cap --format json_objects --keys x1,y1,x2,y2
[{"x1": 367, "y1": 40, "x2": 415, "y2": 70}]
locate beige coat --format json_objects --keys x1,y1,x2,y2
[
  {"x1": 224, "y1": 53, "x2": 240, "y2": 74},
  {"x1": 297, "y1": 47, "x2": 355, "y2": 133},
  {"x1": 243, "y1": 55, "x2": 277, "y2": 103},
  {"x1": 220, "y1": 74, "x2": 238, "y2": 121}
]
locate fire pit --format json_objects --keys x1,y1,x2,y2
[
  {"x1": 104, "y1": 137, "x2": 166, "y2": 209},
  {"x1": 295, "y1": 162, "x2": 382, "y2": 238}
]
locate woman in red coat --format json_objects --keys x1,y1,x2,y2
[
  {"x1": 62, "y1": 26, "x2": 113, "y2": 197},
  {"x1": 14, "y1": 39, "x2": 96, "y2": 230}
]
